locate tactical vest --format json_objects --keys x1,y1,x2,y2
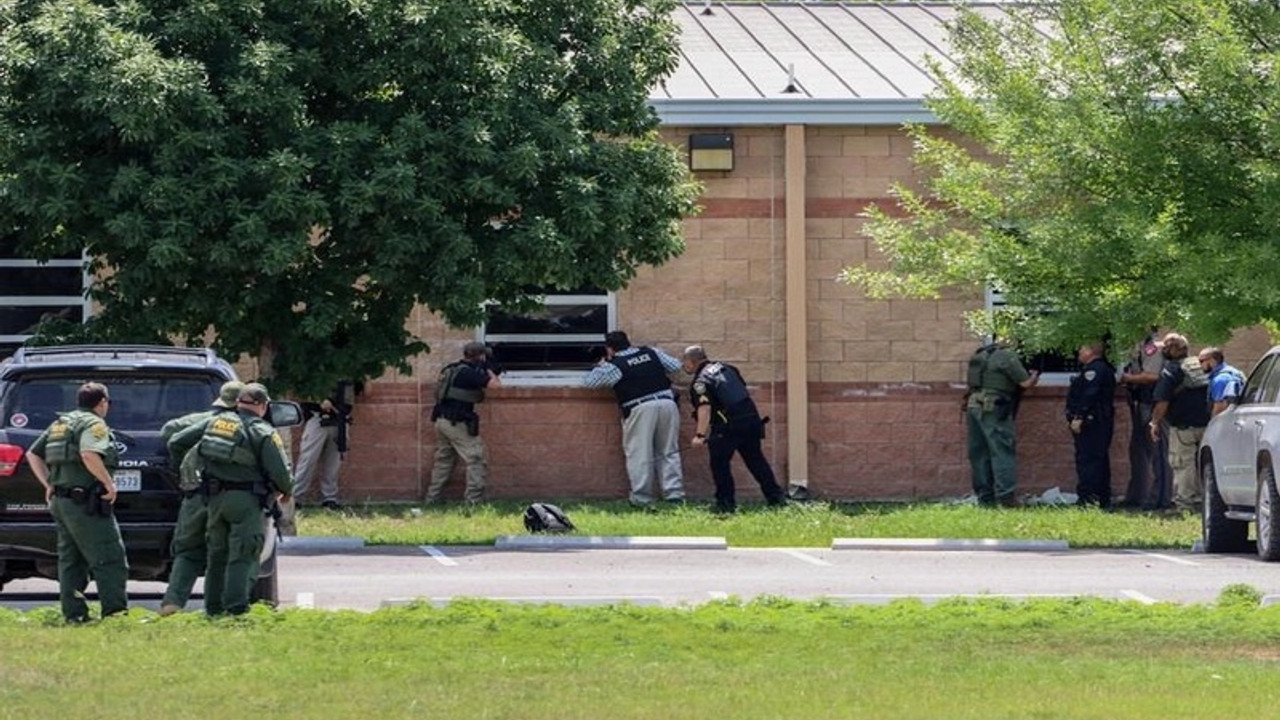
[
  {"x1": 435, "y1": 362, "x2": 485, "y2": 405},
  {"x1": 196, "y1": 411, "x2": 260, "y2": 468},
  {"x1": 967, "y1": 345, "x2": 1017, "y2": 396},
  {"x1": 696, "y1": 362, "x2": 757, "y2": 423},
  {"x1": 609, "y1": 347, "x2": 671, "y2": 406},
  {"x1": 43, "y1": 410, "x2": 115, "y2": 467},
  {"x1": 1177, "y1": 356, "x2": 1209, "y2": 393}
]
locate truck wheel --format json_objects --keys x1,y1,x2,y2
[
  {"x1": 1202, "y1": 457, "x2": 1248, "y2": 553},
  {"x1": 1257, "y1": 465, "x2": 1280, "y2": 562}
]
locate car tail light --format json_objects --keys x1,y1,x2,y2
[{"x1": 0, "y1": 444, "x2": 24, "y2": 476}]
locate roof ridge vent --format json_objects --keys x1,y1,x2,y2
[
  {"x1": 700, "y1": 0, "x2": 713, "y2": 16},
  {"x1": 782, "y1": 63, "x2": 800, "y2": 94}
]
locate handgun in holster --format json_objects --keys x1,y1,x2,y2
[{"x1": 86, "y1": 485, "x2": 113, "y2": 518}]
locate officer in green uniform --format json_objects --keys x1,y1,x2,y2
[
  {"x1": 168, "y1": 382, "x2": 292, "y2": 616},
  {"x1": 24, "y1": 382, "x2": 129, "y2": 622},
  {"x1": 965, "y1": 341, "x2": 1040, "y2": 506},
  {"x1": 156, "y1": 380, "x2": 244, "y2": 617}
]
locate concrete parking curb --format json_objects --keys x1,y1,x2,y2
[
  {"x1": 279, "y1": 536, "x2": 366, "y2": 553},
  {"x1": 495, "y1": 535, "x2": 728, "y2": 550},
  {"x1": 832, "y1": 538, "x2": 1070, "y2": 552}
]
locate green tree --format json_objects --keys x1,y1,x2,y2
[
  {"x1": 844, "y1": 0, "x2": 1280, "y2": 352},
  {"x1": 0, "y1": 0, "x2": 698, "y2": 397}
]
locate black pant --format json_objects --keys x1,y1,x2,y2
[
  {"x1": 708, "y1": 416, "x2": 786, "y2": 512},
  {"x1": 1073, "y1": 417, "x2": 1114, "y2": 507}
]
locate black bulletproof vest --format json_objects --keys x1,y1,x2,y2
[
  {"x1": 608, "y1": 347, "x2": 671, "y2": 406},
  {"x1": 700, "y1": 362, "x2": 755, "y2": 419}
]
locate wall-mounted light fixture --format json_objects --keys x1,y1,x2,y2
[{"x1": 688, "y1": 133, "x2": 734, "y2": 172}]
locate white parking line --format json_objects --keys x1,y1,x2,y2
[
  {"x1": 420, "y1": 545, "x2": 459, "y2": 566},
  {"x1": 776, "y1": 549, "x2": 832, "y2": 566},
  {"x1": 296, "y1": 592, "x2": 315, "y2": 609},
  {"x1": 1121, "y1": 590, "x2": 1157, "y2": 604},
  {"x1": 1123, "y1": 549, "x2": 1200, "y2": 567},
  {"x1": 382, "y1": 596, "x2": 665, "y2": 607}
]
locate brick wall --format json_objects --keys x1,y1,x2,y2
[{"x1": 302, "y1": 125, "x2": 1275, "y2": 505}]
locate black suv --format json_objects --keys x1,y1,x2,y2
[{"x1": 0, "y1": 345, "x2": 298, "y2": 606}]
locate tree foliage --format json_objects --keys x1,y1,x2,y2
[
  {"x1": 844, "y1": 0, "x2": 1280, "y2": 352},
  {"x1": 0, "y1": 0, "x2": 699, "y2": 396}
]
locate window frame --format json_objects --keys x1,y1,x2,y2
[
  {"x1": 479, "y1": 290, "x2": 617, "y2": 386},
  {"x1": 0, "y1": 253, "x2": 91, "y2": 357},
  {"x1": 984, "y1": 287, "x2": 1074, "y2": 387}
]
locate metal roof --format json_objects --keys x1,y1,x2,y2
[{"x1": 652, "y1": 1, "x2": 1023, "y2": 126}]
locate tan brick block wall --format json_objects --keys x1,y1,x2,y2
[{"x1": 327, "y1": 122, "x2": 1276, "y2": 504}]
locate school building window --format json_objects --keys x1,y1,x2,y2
[
  {"x1": 480, "y1": 286, "x2": 615, "y2": 379},
  {"x1": 986, "y1": 287, "x2": 1080, "y2": 382},
  {"x1": 0, "y1": 236, "x2": 89, "y2": 360}
]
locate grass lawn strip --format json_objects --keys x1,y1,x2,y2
[{"x1": 0, "y1": 595, "x2": 1275, "y2": 719}]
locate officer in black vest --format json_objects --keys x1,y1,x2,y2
[
  {"x1": 1065, "y1": 341, "x2": 1116, "y2": 508},
  {"x1": 426, "y1": 342, "x2": 502, "y2": 505},
  {"x1": 682, "y1": 345, "x2": 786, "y2": 514},
  {"x1": 583, "y1": 331, "x2": 684, "y2": 507}
]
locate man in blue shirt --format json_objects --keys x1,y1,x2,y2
[
  {"x1": 1198, "y1": 347, "x2": 1246, "y2": 418},
  {"x1": 583, "y1": 331, "x2": 684, "y2": 507}
]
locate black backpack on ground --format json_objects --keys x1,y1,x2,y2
[{"x1": 523, "y1": 503, "x2": 575, "y2": 533}]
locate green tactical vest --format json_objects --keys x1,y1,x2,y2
[
  {"x1": 435, "y1": 362, "x2": 485, "y2": 405},
  {"x1": 196, "y1": 411, "x2": 259, "y2": 468},
  {"x1": 967, "y1": 345, "x2": 1019, "y2": 396},
  {"x1": 44, "y1": 410, "x2": 109, "y2": 465},
  {"x1": 177, "y1": 445, "x2": 206, "y2": 492}
]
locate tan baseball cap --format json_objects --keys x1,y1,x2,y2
[
  {"x1": 237, "y1": 382, "x2": 271, "y2": 405},
  {"x1": 212, "y1": 381, "x2": 245, "y2": 409}
]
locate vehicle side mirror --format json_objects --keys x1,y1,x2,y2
[{"x1": 267, "y1": 400, "x2": 304, "y2": 428}]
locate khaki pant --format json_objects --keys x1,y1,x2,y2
[
  {"x1": 292, "y1": 416, "x2": 342, "y2": 503},
  {"x1": 621, "y1": 399, "x2": 683, "y2": 505},
  {"x1": 1168, "y1": 425, "x2": 1205, "y2": 512},
  {"x1": 426, "y1": 417, "x2": 488, "y2": 504}
]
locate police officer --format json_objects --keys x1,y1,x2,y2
[
  {"x1": 426, "y1": 342, "x2": 501, "y2": 505},
  {"x1": 293, "y1": 380, "x2": 359, "y2": 511},
  {"x1": 966, "y1": 339, "x2": 1040, "y2": 507},
  {"x1": 1149, "y1": 333, "x2": 1211, "y2": 513},
  {"x1": 584, "y1": 331, "x2": 684, "y2": 507},
  {"x1": 168, "y1": 382, "x2": 292, "y2": 615},
  {"x1": 1119, "y1": 330, "x2": 1171, "y2": 510},
  {"x1": 682, "y1": 345, "x2": 786, "y2": 514},
  {"x1": 24, "y1": 382, "x2": 128, "y2": 622},
  {"x1": 155, "y1": 380, "x2": 244, "y2": 617},
  {"x1": 1065, "y1": 342, "x2": 1117, "y2": 508}
]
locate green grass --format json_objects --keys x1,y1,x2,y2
[
  {"x1": 1, "y1": 594, "x2": 1277, "y2": 720},
  {"x1": 297, "y1": 500, "x2": 1202, "y2": 548}
]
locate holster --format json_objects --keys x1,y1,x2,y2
[
  {"x1": 86, "y1": 485, "x2": 112, "y2": 518},
  {"x1": 465, "y1": 414, "x2": 480, "y2": 437},
  {"x1": 993, "y1": 397, "x2": 1011, "y2": 422}
]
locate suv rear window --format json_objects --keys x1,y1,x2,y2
[{"x1": 4, "y1": 375, "x2": 221, "y2": 432}]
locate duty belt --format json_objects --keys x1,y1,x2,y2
[
  {"x1": 52, "y1": 485, "x2": 93, "y2": 500},
  {"x1": 205, "y1": 478, "x2": 262, "y2": 494},
  {"x1": 621, "y1": 391, "x2": 674, "y2": 410}
]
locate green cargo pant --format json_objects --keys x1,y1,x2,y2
[
  {"x1": 161, "y1": 494, "x2": 208, "y2": 609},
  {"x1": 966, "y1": 406, "x2": 1019, "y2": 504},
  {"x1": 50, "y1": 495, "x2": 129, "y2": 622},
  {"x1": 204, "y1": 489, "x2": 264, "y2": 616}
]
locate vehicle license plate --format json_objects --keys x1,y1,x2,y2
[{"x1": 113, "y1": 470, "x2": 142, "y2": 493}]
